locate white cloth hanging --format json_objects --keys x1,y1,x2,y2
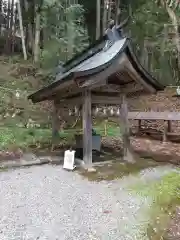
[{"x1": 177, "y1": 86, "x2": 180, "y2": 95}]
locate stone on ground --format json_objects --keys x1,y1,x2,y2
[{"x1": 0, "y1": 164, "x2": 176, "y2": 240}]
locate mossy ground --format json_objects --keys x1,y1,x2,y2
[
  {"x1": 79, "y1": 157, "x2": 161, "y2": 181},
  {"x1": 130, "y1": 171, "x2": 180, "y2": 239}
]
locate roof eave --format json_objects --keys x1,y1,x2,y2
[
  {"x1": 126, "y1": 41, "x2": 164, "y2": 92},
  {"x1": 28, "y1": 38, "x2": 129, "y2": 103},
  {"x1": 28, "y1": 38, "x2": 164, "y2": 103}
]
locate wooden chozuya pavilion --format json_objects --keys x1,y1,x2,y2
[{"x1": 28, "y1": 25, "x2": 164, "y2": 167}]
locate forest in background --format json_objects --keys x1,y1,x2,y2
[
  {"x1": 0, "y1": 0, "x2": 180, "y2": 149},
  {"x1": 0, "y1": 0, "x2": 180, "y2": 84}
]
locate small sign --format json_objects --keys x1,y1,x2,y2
[{"x1": 63, "y1": 150, "x2": 76, "y2": 170}]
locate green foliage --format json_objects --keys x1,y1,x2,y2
[
  {"x1": 0, "y1": 117, "x2": 121, "y2": 150},
  {"x1": 40, "y1": 1, "x2": 89, "y2": 69},
  {"x1": 0, "y1": 127, "x2": 51, "y2": 150},
  {"x1": 129, "y1": 0, "x2": 179, "y2": 85}
]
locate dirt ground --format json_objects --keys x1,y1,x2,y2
[
  {"x1": 164, "y1": 207, "x2": 180, "y2": 240},
  {"x1": 102, "y1": 136, "x2": 180, "y2": 165},
  {"x1": 1, "y1": 135, "x2": 180, "y2": 164}
]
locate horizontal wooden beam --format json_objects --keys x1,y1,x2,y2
[
  {"x1": 79, "y1": 76, "x2": 107, "y2": 89},
  {"x1": 58, "y1": 94, "x2": 122, "y2": 106},
  {"x1": 94, "y1": 82, "x2": 144, "y2": 94},
  {"x1": 56, "y1": 81, "x2": 144, "y2": 104},
  {"x1": 128, "y1": 111, "x2": 180, "y2": 121},
  {"x1": 58, "y1": 96, "x2": 82, "y2": 106},
  {"x1": 92, "y1": 95, "x2": 121, "y2": 104},
  {"x1": 88, "y1": 79, "x2": 108, "y2": 90}
]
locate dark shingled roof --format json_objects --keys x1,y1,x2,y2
[{"x1": 28, "y1": 29, "x2": 164, "y2": 103}]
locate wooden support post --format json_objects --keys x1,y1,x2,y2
[
  {"x1": 51, "y1": 100, "x2": 60, "y2": 150},
  {"x1": 138, "y1": 120, "x2": 142, "y2": 132},
  {"x1": 82, "y1": 89, "x2": 92, "y2": 167},
  {"x1": 167, "y1": 120, "x2": 172, "y2": 132},
  {"x1": 121, "y1": 95, "x2": 129, "y2": 157},
  {"x1": 104, "y1": 119, "x2": 108, "y2": 136},
  {"x1": 163, "y1": 120, "x2": 168, "y2": 143},
  {"x1": 120, "y1": 95, "x2": 132, "y2": 161}
]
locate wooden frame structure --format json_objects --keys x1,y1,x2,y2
[
  {"x1": 128, "y1": 111, "x2": 180, "y2": 143},
  {"x1": 28, "y1": 28, "x2": 164, "y2": 167}
]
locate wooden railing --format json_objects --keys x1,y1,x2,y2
[
  {"x1": 128, "y1": 111, "x2": 180, "y2": 142},
  {"x1": 128, "y1": 112, "x2": 180, "y2": 121}
]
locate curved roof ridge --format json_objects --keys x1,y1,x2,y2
[
  {"x1": 126, "y1": 40, "x2": 164, "y2": 90},
  {"x1": 28, "y1": 35, "x2": 164, "y2": 103}
]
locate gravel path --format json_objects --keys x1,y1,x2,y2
[{"x1": 0, "y1": 164, "x2": 177, "y2": 240}]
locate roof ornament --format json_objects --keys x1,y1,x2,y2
[
  {"x1": 103, "y1": 20, "x2": 118, "y2": 51},
  {"x1": 103, "y1": 13, "x2": 130, "y2": 52}
]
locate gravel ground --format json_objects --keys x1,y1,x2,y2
[{"x1": 0, "y1": 164, "x2": 177, "y2": 240}]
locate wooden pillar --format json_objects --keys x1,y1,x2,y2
[
  {"x1": 120, "y1": 95, "x2": 131, "y2": 160},
  {"x1": 163, "y1": 120, "x2": 168, "y2": 143},
  {"x1": 167, "y1": 120, "x2": 172, "y2": 132},
  {"x1": 52, "y1": 100, "x2": 60, "y2": 149},
  {"x1": 138, "y1": 120, "x2": 142, "y2": 132},
  {"x1": 82, "y1": 89, "x2": 92, "y2": 167}
]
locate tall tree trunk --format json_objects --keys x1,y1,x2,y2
[
  {"x1": 12, "y1": 2, "x2": 18, "y2": 53},
  {"x1": 78, "y1": 0, "x2": 97, "y2": 43},
  {"x1": 66, "y1": 0, "x2": 75, "y2": 60},
  {"x1": 102, "y1": 0, "x2": 107, "y2": 33},
  {"x1": 33, "y1": 10, "x2": 40, "y2": 62},
  {"x1": 7, "y1": 0, "x2": 11, "y2": 29},
  {"x1": 24, "y1": 0, "x2": 34, "y2": 53},
  {"x1": 67, "y1": 20, "x2": 74, "y2": 59},
  {"x1": 0, "y1": 0, "x2": 3, "y2": 36},
  {"x1": 4, "y1": 0, "x2": 11, "y2": 53},
  {"x1": 107, "y1": 0, "x2": 112, "y2": 23},
  {"x1": 140, "y1": 40, "x2": 149, "y2": 69},
  {"x1": 33, "y1": 1, "x2": 43, "y2": 63},
  {"x1": 158, "y1": 24, "x2": 167, "y2": 80},
  {"x1": 96, "y1": 0, "x2": 101, "y2": 40},
  {"x1": 115, "y1": 0, "x2": 120, "y2": 25},
  {"x1": 9, "y1": 0, "x2": 15, "y2": 53},
  {"x1": 17, "y1": 0, "x2": 27, "y2": 60},
  {"x1": 161, "y1": 0, "x2": 180, "y2": 69}
]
